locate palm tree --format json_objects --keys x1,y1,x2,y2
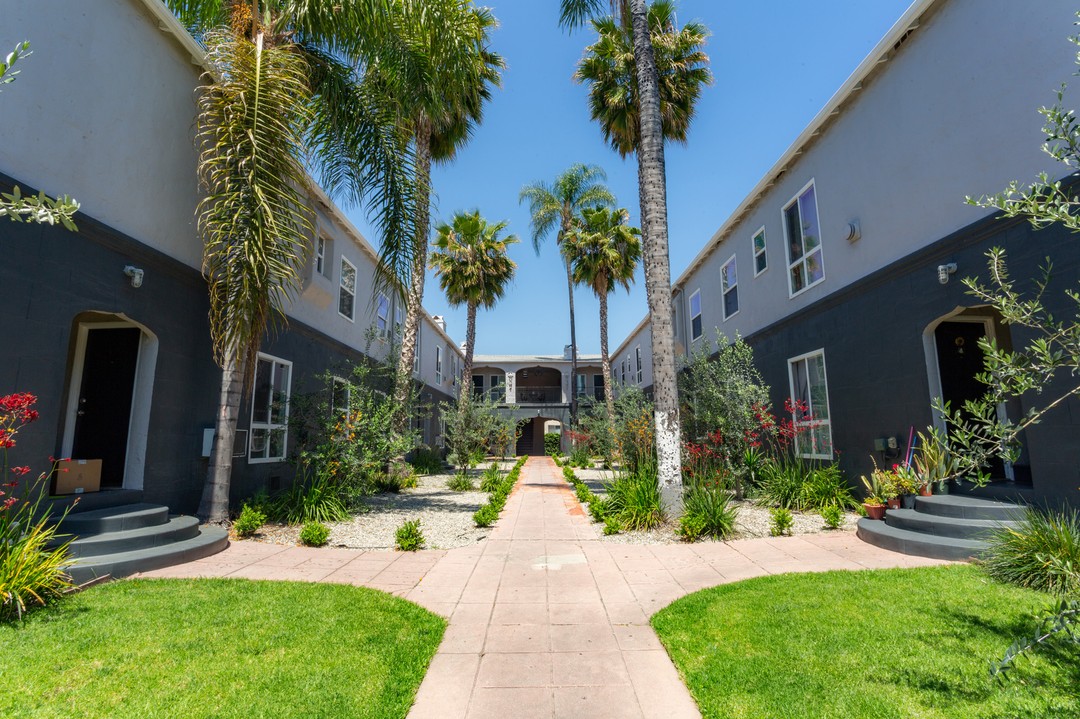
[
  {"x1": 429, "y1": 211, "x2": 518, "y2": 407},
  {"x1": 563, "y1": 206, "x2": 641, "y2": 444},
  {"x1": 193, "y1": 24, "x2": 316, "y2": 522},
  {"x1": 389, "y1": 4, "x2": 504, "y2": 435},
  {"x1": 519, "y1": 164, "x2": 614, "y2": 421},
  {"x1": 559, "y1": 0, "x2": 711, "y2": 506}
]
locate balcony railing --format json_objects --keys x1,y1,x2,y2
[{"x1": 516, "y1": 386, "x2": 563, "y2": 404}]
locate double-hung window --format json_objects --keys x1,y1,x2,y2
[
  {"x1": 620, "y1": 360, "x2": 626, "y2": 385},
  {"x1": 376, "y1": 294, "x2": 390, "y2": 337},
  {"x1": 575, "y1": 373, "x2": 586, "y2": 398},
  {"x1": 788, "y1": 349, "x2": 832, "y2": 459},
  {"x1": 473, "y1": 374, "x2": 485, "y2": 399},
  {"x1": 689, "y1": 290, "x2": 702, "y2": 342},
  {"x1": 489, "y1": 374, "x2": 504, "y2": 403},
  {"x1": 721, "y1": 255, "x2": 739, "y2": 319},
  {"x1": 753, "y1": 227, "x2": 767, "y2": 276},
  {"x1": 450, "y1": 354, "x2": 458, "y2": 386},
  {"x1": 315, "y1": 237, "x2": 328, "y2": 276},
  {"x1": 250, "y1": 354, "x2": 291, "y2": 462},
  {"x1": 435, "y1": 346, "x2": 443, "y2": 385},
  {"x1": 394, "y1": 307, "x2": 403, "y2": 341},
  {"x1": 338, "y1": 258, "x2": 356, "y2": 320},
  {"x1": 635, "y1": 346, "x2": 643, "y2": 384},
  {"x1": 783, "y1": 181, "x2": 824, "y2": 296}
]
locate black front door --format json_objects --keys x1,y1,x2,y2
[
  {"x1": 934, "y1": 320, "x2": 1005, "y2": 477},
  {"x1": 71, "y1": 327, "x2": 141, "y2": 488}
]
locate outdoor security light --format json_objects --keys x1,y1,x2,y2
[
  {"x1": 937, "y1": 262, "x2": 957, "y2": 285},
  {"x1": 123, "y1": 265, "x2": 144, "y2": 288}
]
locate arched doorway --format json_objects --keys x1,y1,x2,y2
[
  {"x1": 922, "y1": 306, "x2": 1015, "y2": 480},
  {"x1": 61, "y1": 312, "x2": 158, "y2": 489},
  {"x1": 515, "y1": 415, "x2": 561, "y2": 456}
]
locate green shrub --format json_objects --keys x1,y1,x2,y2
[
  {"x1": 603, "y1": 515, "x2": 622, "y2": 536},
  {"x1": 562, "y1": 466, "x2": 576, "y2": 482},
  {"x1": 801, "y1": 464, "x2": 855, "y2": 510},
  {"x1": 233, "y1": 504, "x2": 266, "y2": 538},
  {"x1": 299, "y1": 522, "x2": 330, "y2": 547},
  {"x1": 683, "y1": 486, "x2": 738, "y2": 539},
  {"x1": 447, "y1": 473, "x2": 474, "y2": 492},
  {"x1": 269, "y1": 469, "x2": 349, "y2": 525},
  {"x1": 544, "y1": 432, "x2": 561, "y2": 456},
  {"x1": 569, "y1": 443, "x2": 590, "y2": 468},
  {"x1": 983, "y1": 507, "x2": 1080, "y2": 596},
  {"x1": 820, "y1": 505, "x2": 844, "y2": 529},
  {"x1": 0, "y1": 476, "x2": 73, "y2": 622},
  {"x1": 473, "y1": 504, "x2": 499, "y2": 528},
  {"x1": 770, "y1": 508, "x2": 794, "y2": 537},
  {"x1": 588, "y1": 497, "x2": 610, "y2": 523},
  {"x1": 606, "y1": 467, "x2": 665, "y2": 531},
  {"x1": 408, "y1": 446, "x2": 444, "y2": 475},
  {"x1": 479, "y1": 463, "x2": 502, "y2": 493},
  {"x1": 574, "y1": 483, "x2": 593, "y2": 504},
  {"x1": 677, "y1": 513, "x2": 707, "y2": 542},
  {"x1": 757, "y1": 457, "x2": 807, "y2": 509},
  {"x1": 395, "y1": 520, "x2": 425, "y2": 552}
]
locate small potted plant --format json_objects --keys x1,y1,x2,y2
[
  {"x1": 860, "y1": 470, "x2": 888, "y2": 521},
  {"x1": 893, "y1": 464, "x2": 919, "y2": 509}
]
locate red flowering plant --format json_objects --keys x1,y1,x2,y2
[{"x1": 0, "y1": 392, "x2": 74, "y2": 621}]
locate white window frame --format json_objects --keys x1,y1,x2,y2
[
  {"x1": 315, "y1": 237, "x2": 327, "y2": 276},
  {"x1": 752, "y1": 226, "x2": 767, "y2": 277},
  {"x1": 721, "y1": 254, "x2": 739, "y2": 320},
  {"x1": 689, "y1": 289, "x2": 703, "y2": 342},
  {"x1": 338, "y1": 257, "x2": 356, "y2": 321},
  {"x1": 249, "y1": 353, "x2": 292, "y2": 463},
  {"x1": 394, "y1": 306, "x2": 403, "y2": 341},
  {"x1": 435, "y1": 346, "x2": 443, "y2": 385},
  {"x1": 787, "y1": 348, "x2": 833, "y2": 460},
  {"x1": 783, "y1": 179, "x2": 825, "y2": 298},
  {"x1": 620, "y1": 359, "x2": 626, "y2": 385},
  {"x1": 635, "y1": 346, "x2": 643, "y2": 384},
  {"x1": 489, "y1": 374, "x2": 505, "y2": 403},
  {"x1": 375, "y1": 293, "x2": 390, "y2": 338},
  {"x1": 331, "y1": 376, "x2": 350, "y2": 418},
  {"x1": 450, "y1": 353, "x2": 458, "y2": 387}
]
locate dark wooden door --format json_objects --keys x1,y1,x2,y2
[
  {"x1": 934, "y1": 320, "x2": 1005, "y2": 477},
  {"x1": 72, "y1": 327, "x2": 141, "y2": 488}
]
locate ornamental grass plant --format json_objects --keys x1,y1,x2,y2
[{"x1": 983, "y1": 507, "x2": 1080, "y2": 596}]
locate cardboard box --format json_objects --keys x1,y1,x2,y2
[{"x1": 54, "y1": 459, "x2": 102, "y2": 495}]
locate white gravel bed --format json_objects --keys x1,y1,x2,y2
[
  {"x1": 565, "y1": 465, "x2": 858, "y2": 545},
  {"x1": 251, "y1": 461, "x2": 517, "y2": 550}
]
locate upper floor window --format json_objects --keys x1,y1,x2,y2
[
  {"x1": 620, "y1": 359, "x2": 626, "y2": 385},
  {"x1": 473, "y1": 374, "x2": 485, "y2": 399},
  {"x1": 689, "y1": 289, "x2": 702, "y2": 342},
  {"x1": 331, "y1": 376, "x2": 350, "y2": 418},
  {"x1": 376, "y1": 294, "x2": 390, "y2": 337},
  {"x1": 489, "y1": 374, "x2": 504, "y2": 403},
  {"x1": 752, "y1": 227, "x2": 767, "y2": 276},
  {"x1": 338, "y1": 258, "x2": 356, "y2": 321},
  {"x1": 315, "y1": 237, "x2": 328, "y2": 276},
  {"x1": 783, "y1": 181, "x2": 824, "y2": 296},
  {"x1": 450, "y1": 353, "x2": 458, "y2": 386},
  {"x1": 394, "y1": 307, "x2": 403, "y2": 340},
  {"x1": 721, "y1": 255, "x2": 739, "y2": 320},
  {"x1": 250, "y1": 354, "x2": 291, "y2": 462},
  {"x1": 788, "y1": 349, "x2": 832, "y2": 460},
  {"x1": 435, "y1": 346, "x2": 443, "y2": 385},
  {"x1": 635, "y1": 346, "x2": 643, "y2": 384}
]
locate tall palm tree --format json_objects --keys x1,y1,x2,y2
[
  {"x1": 389, "y1": 3, "x2": 504, "y2": 434},
  {"x1": 560, "y1": 0, "x2": 711, "y2": 506},
  {"x1": 429, "y1": 211, "x2": 518, "y2": 407},
  {"x1": 563, "y1": 206, "x2": 641, "y2": 443},
  {"x1": 519, "y1": 164, "x2": 614, "y2": 421},
  {"x1": 193, "y1": 23, "x2": 316, "y2": 522}
]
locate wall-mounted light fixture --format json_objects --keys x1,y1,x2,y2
[
  {"x1": 937, "y1": 262, "x2": 958, "y2": 285},
  {"x1": 123, "y1": 265, "x2": 144, "y2": 288},
  {"x1": 844, "y1": 220, "x2": 861, "y2": 243}
]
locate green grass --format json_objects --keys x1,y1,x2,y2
[
  {"x1": 652, "y1": 565, "x2": 1080, "y2": 719},
  {"x1": 0, "y1": 578, "x2": 445, "y2": 719}
]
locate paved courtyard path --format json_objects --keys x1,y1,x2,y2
[{"x1": 142, "y1": 457, "x2": 946, "y2": 718}]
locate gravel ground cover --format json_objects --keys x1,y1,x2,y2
[
  {"x1": 569, "y1": 464, "x2": 859, "y2": 545},
  {"x1": 252, "y1": 460, "x2": 517, "y2": 550}
]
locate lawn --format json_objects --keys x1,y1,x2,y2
[
  {"x1": 652, "y1": 565, "x2": 1079, "y2": 719},
  {"x1": 0, "y1": 579, "x2": 445, "y2": 719}
]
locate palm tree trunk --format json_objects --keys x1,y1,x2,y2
[
  {"x1": 393, "y1": 117, "x2": 433, "y2": 436},
  {"x1": 198, "y1": 349, "x2": 242, "y2": 523},
  {"x1": 628, "y1": 0, "x2": 682, "y2": 512},
  {"x1": 599, "y1": 292, "x2": 617, "y2": 460},
  {"x1": 459, "y1": 300, "x2": 478, "y2": 408},
  {"x1": 562, "y1": 227, "x2": 579, "y2": 423}
]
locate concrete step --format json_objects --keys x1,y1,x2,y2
[
  {"x1": 66, "y1": 527, "x2": 229, "y2": 584},
  {"x1": 954, "y1": 480, "x2": 1037, "y2": 505},
  {"x1": 60, "y1": 515, "x2": 202, "y2": 558},
  {"x1": 884, "y1": 509, "x2": 1020, "y2": 540},
  {"x1": 47, "y1": 488, "x2": 144, "y2": 515},
  {"x1": 914, "y1": 494, "x2": 1026, "y2": 521},
  {"x1": 57, "y1": 503, "x2": 169, "y2": 534},
  {"x1": 857, "y1": 518, "x2": 987, "y2": 561}
]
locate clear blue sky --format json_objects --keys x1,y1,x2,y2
[{"x1": 346, "y1": 0, "x2": 915, "y2": 355}]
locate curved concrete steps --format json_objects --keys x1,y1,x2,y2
[
  {"x1": 857, "y1": 493, "x2": 1027, "y2": 561},
  {"x1": 48, "y1": 496, "x2": 229, "y2": 584}
]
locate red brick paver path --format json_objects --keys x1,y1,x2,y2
[{"x1": 142, "y1": 457, "x2": 947, "y2": 718}]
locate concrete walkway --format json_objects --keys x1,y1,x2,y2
[{"x1": 141, "y1": 457, "x2": 946, "y2": 719}]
